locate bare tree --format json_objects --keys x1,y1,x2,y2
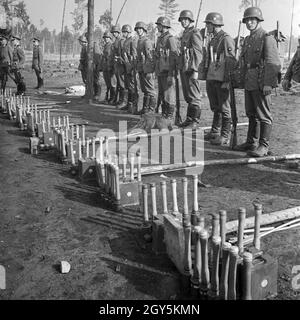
[
  {"x1": 239, "y1": 0, "x2": 263, "y2": 10},
  {"x1": 99, "y1": 9, "x2": 113, "y2": 30},
  {"x1": 158, "y1": 0, "x2": 179, "y2": 20}
]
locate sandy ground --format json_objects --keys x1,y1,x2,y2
[{"x1": 0, "y1": 63, "x2": 300, "y2": 300}]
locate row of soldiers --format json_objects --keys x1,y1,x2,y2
[
  {"x1": 0, "y1": 32, "x2": 44, "y2": 95},
  {"x1": 80, "y1": 7, "x2": 297, "y2": 158}
]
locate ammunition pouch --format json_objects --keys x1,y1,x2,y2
[
  {"x1": 143, "y1": 60, "x2": 155, "y2": 74},
  {"x1": 158, "y1": 55, "x2": 170, "y2": 73},
  {"x1": 207, "y1": 60, "x2": 226, "y2": 82}
]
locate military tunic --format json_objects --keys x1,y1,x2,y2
[
  {"x1": 32, "y1": 45, "x2": 44, "y2": 87},
  {"x1": 11, "y1": 45, "x2": 26, "y2": 94},
  {"x1": 121, "y1": 36, "x2": 138, "y2": 103},
  {"x1": 240, "y1": 27, "x2": 281, "y2": 125},
  {"x1": 78, "y1": 45, "x2": 88, "y2": 84},
  {"x1": 179, "y1": 26, "x2": 203, "y2": 120},
  {"x1": 102, "y1": 42, "x2": 117, "y2": 98},
  {"x1": 154, "y1": 31, "x2": 179, "y2": 116},
  {"x1": 136, "y1": 35, "x2": 155, "y2": 98},
  {"x1": 0, "y1": 44, "x2": 13, "y2": 92},
  {"x1": 283, "y1": 47, "x2": 300, "y2": 83},
  {"x1": 206, "y1": 30, "x2": 236, "y2": 137},
  {"x1": 111, "y1": 37, "x2": 126, "y2": 94}
]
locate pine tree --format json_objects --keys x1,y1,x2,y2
[{"x1": 158, "y1": 0, "x2": 179, "y2": 20}]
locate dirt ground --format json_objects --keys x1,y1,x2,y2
[{"x1": 0, "y1": 63, "x2": 300, "y2": 300}]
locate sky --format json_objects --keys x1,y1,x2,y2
[{"x1": 22, "y1": 0, "x2": 300, "y2": 38}]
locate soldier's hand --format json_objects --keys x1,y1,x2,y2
[
  {"x1": 282, "y1": 79, "x2": 291, "y2": 92},
  {"x1": 221, "y1": 82, "x2": 230, "y2": 90},
  {"x1": 263, "y1": 85, "x2": 272, "y2": 96},
  {"x1": 191, "y1": 71, "x2": 199, "y2": 80},
  {"x1": 167, "y1": 76, "x2": 174, "y2": 86}
]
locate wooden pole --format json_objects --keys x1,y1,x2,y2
[
  {"x1": 110, "y1": 0, "x2": 113, "y2": 27},
  {"x1": 59, "y1": 0, "x2": 67, "y2": 65},
  {"x1": 288, "y1": 0, "x2": 295, "y2": 61},
  {"x1": 115, "y1": 0, "x2": 128, "y2": 25},
  {"x1": 85, "y1": 0, "x2": 94, "y2": 102},
  {"x1": 195, "y1": 0, "x2": 203, "y2": 28}
]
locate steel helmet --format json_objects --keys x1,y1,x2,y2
[
  {"x1": 242, "y1": 7, "x2": 264, "y2": 23},
  {"x1": 111, "y1": 25, "x2": 121, "y2": 33},
  {"x1": 155, "y1": 16, "x2": 171, "y2": 28},
  {"x1": 122, "y1": 24, "x2": 132, "y2": 33},
  {"x1": 103, "y1": 31, "x2": 112, "y2": 39},
  {"x1": 204, "y1": 12, "x2": 224, "y2": 26},
  {"x1": 134, "y1": 21, "x2": 147, "y2": 32},
  {"x1": 178, "y1": 10, "x2": 194, "y2": 22}
]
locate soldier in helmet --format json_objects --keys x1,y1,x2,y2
[
  {"x1": 119, "y1": 24, "x2": 138, "y2": 112},
  {"x1": 154, "y1": 16, "x2": 179, "y2": 124},
  {"x1": 178, "y1": 10, "x2": 203, "y2": 129},
  {"x1": 32, "y1": 36, "x2": 44, "y2": 89},
  {"x1": 78, "y1": 35, "x2": 88, "y2": 85},
  {"x1": 110, "y1": 25, "x2": 126, "y2": 107},
  {"x1": 204, "y1": 12, "x2": 236, "y2": 146},
  {"x1": 0, "y1": 34, "x2": 13, "y2": 93},
  {"x1": 10, "y1": 34, "x2": 26, "y2": 95},
  {"x1": 235, "y1": 7, "x2": 281, "y2": 157},
  {"x1": 135, "y1": 21, "x2": 156, "y2": 114},
  {"x1": 282, "y1": 37, "x2": 300, "y2": 91}
]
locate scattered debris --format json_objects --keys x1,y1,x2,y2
[
  {"x1": 45, "y1": 207, "x2": 51, "y2": 214},
  {"x1": 60, "y1": 261, "x2": 71, "y2": 274},
  {"x1": 160, "y1": 174, "x2": 168, "y2": 179},
  {"x1": 115, "y1": 265, "x2": 121, "y2": 272}
]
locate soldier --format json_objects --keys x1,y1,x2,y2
[
  {"x1": 235, "y1": 7, "x2": 281, "y2": 157},
  {"x1": 78, "y1": 35, "x2": 88, "y2": 85},
  {"x1": 110, "y1": 25, "x2": 126, "y2": 107},
  {"x1": 0, "y1": 34, "x2": 13, "y2": 93},
  {"x1": 154, "y1": 16, "x2": 179, "y2": 124},
  {"x1": 10, "y1": 34, "x2": 26, "y2": 95},
  {"x1": 32, "y1": 36, "x2": 44, "y2": 89},
  {"x1": 178, "y1": 10, "x2": 203, "y2": 129},
  {"x1": 135, "y1": 21, "x2": 156, "y2": 114},
  {"x1": 204, "y1": 12, "x2": 236, "y2": 145},
  {"x1": 119, "y1": 24, "x2": 138, "y2": 112},
  {"x1": 282, "y1": 37, "x2": 300, "y2": 91},
  {"x1": 101, "y1": 31, "x2": 116, "y2": 104},
  {"x1": 93, "y1": 40, "x2": 102, "y2": 102}
]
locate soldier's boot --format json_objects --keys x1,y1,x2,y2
[
  {"x1": 118, "y1": 90, "x2": 129, "y2": 110},
  {"x1": 137, "y1": 95, "x2": 150, "y2": 115},
  {"x1": 164, "y1": 103, "x2": 175, "y2": 121},
  {"x1": 180, "y1": 105, "x2": 201, "y2": 129},
  {"x1": 111, "y1": 88, "x2": 119, "y2": 105},
  {"x1": 145, "y1": 95, "x2": 156, "y2": 114},
  {"x1": 101, "y1": 90, "x2": 109, "y2": 104},
  {"x1": 125, "y1": 91, "x2": 133, "y2": 113},
  {"x1": 94, "y1": 84, "x2": 102, "y2": 102},
  {"x1": 234, "y1": 117, "x2": 260, "y2": 152},
  {"x1": 38, "y1": 78, "x2": 44, "y2": 89},
  {"x1": 204, "y1": 112, "x2": 222, "y2": 141},
  {"x1": 247, "y1": 123, "x2": 272, "y2": 157},
  {"x1": 210, "y1": 116, "x2": 231, "y2": 146},
  {"x1": 107, "y1": 87, "x2": 116, "y2": 104},
  {"x1": 131, "y1": 93, "x2": 140, "y2": 115}
]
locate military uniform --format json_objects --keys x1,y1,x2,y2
[
  {"x1": 204, "y1": 13, "x2": 236, "y2": 144},
  {"x1": 178, "y1": 25, "x2": 203, "y2": 125},
  {"x1": 282, "y1": 44, "x2": 300, "y2": 86},
  {"x1": 120, "y1": 29, "x2": 138, "y2": 111},
  {"x1": 154, "y1": 18, "x2": 179, "y2": 121},
  {"x1": 78, "y1": 41, "x2": 88, "y2": 84},
  {"x1": 135, "y1": 22, "x2": 156, "y2": 113},
  {"x1": 0, "y1": 38, "x2": 13, "y2": 93},
  {"x1": 32, "y1": 38, "x2": 44, "y2": 89},
  {"x1": 11, "y1": 40, "x2": 26, "y2": 95},
  {"x1": 93, "y1": 42, "x2": 102, "y2": 101},
  {"x1": 236, "y1": 7, "x2": 281, "y2": 157},
  {"x1": 102, "y1": 33, "x2": 116, "y2": 103},
  {"x1": 111, "y1": 26, "x2": 126, "y2": 106}
]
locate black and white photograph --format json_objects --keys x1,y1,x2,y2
[{"x1": 0, "y1": 0, "x2": 300, "y2": 307}]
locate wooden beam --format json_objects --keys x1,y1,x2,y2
[{"x1": 85, "y1": 0, "x2": 94, "y2": 102}]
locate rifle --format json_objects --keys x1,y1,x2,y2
[
  {"x1": 174, "y1": 65, "x2": 182, "y2": 126},
  {"x1": 229, "y1": 21, "x2": 242, "y2": 150}
]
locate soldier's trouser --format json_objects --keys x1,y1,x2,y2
[
  {"x1": 245, "y1": 90, "x2": 273, "y2": 125},
  {"x1": 124, "y1": 72, "x2": 135, "y2": 99},
  {"x1": 139, "y1": 72, "x2": 155, "y2": 97},
  {"x1": 206, "y1": 80, "x2": 232, "y2": 137},
  {"x1": 0, "y1": 66, "x2": 8, "y2": 93},
  {"x1": 180, "y1": 71, "x2": 201, "y2": 120},
  {"x1": 158, "y1": 73, "x2": 176, "y2": 117},
  {"x1": 33, "y1": 66, "x2": 43, "y2": 87},
  {"x1": 12, "y1": 69, "x2": 26, "y2": 93},
  {"x1": 80, "y1": 69, "x2": 87, "y2": 84},
  {"x1": 93, "y1": 70, "x2": 101, "y2": 97},
  {"x1": 103, "y1": 70, "x2": 116, "y2": 97}
]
